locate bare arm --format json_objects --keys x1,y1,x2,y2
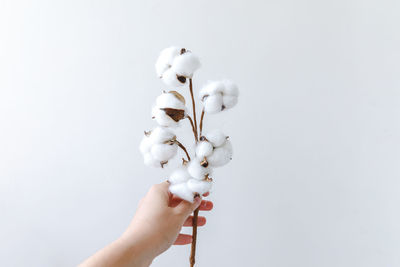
[{"x1": 79, "y1": 181, "x2": 213, "y2": 267}]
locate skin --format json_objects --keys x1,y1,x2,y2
[{"x1": 79, "y1": 181, "x2": 213, "y2": 267}]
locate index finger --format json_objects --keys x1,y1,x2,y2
[{"x1": 169, "y1": 197, "x2": 213, "y2": 211}]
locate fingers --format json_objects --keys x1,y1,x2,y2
[
  {"x1": 147, "y1": 181, "x2": 171, "y2": 205},
  {"x1": 183, "y1": 216, "x2": 206, "y2": 227},
  {"x1": 174, "y1": 196, "x2": 201, "y2": 218},
  {"x1": 170, "y1": 198, "x2": 213, "y2": 211},
  {"x1": 198, "y1": 200, "x2": 213, "y2": 211},
  {"x1": 174, "y1": 234, "x2": 192, "y2": 245},
  {"x1": 157, "y1": 180, "x2": 171, "y2": 191}
]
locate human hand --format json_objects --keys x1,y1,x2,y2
[
  {"x1": 122, "y1": 181, "x2": 213, "y2": 263},
  {"x1": 79, "y1": 181, "x2": 213, "y2": 267}
]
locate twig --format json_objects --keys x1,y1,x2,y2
[
  {"x1": 175, "y1": 140, "x2": 191, "y2": 161},
  {"x1": 188, "y1": 78, "x2": 200, "y2": 267},
  {"x1": 190, "y1": 206, "x2": 200, "y2": 267},
  {"x1": 189, "y1": 79, "x2": 198, "y2": 141},
  {"x1": 199, "y1": 109, "x2": 205, "y2": 137},
  {"x1": 187, "y1": 116, "x2": 198, "y2": 142}
]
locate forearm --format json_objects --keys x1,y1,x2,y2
[{"x1": 79, "y1": 235, "x2": 154, "y2": 267}]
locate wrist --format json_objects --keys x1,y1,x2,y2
[{"x1": 118, "y1": 229, "x2": 156, "y2": 267}]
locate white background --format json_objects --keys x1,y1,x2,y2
[{"x1": 1, "y1": 0, "x2": 400, "y2": 266}]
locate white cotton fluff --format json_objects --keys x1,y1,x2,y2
[
  {"x1": 150, "y1": 143, "x2": 178, "y2": 162},
  {"x1": 152, "y1": 107, "x2": 179, "y2": 127},
  {"x1": 220, "y1": 80, "x2": 239, "y2": 110},
  {"x1": 222, "y1": 80, "x2": 239, "y2": 97},
  {"x1": 140, "y1": 127, "x2": 178, "y2": 167},
  {"x1": 152, "y1": 92, "x2": 187, "y2": 127},
  {"x1": 195, "y1": 141, "x2": 213, "y2": 158},
  {"x1": 199, "y1": 81, "x2": 224, "y2": 99},
  {"x1": 207, "y1": 140, "x2": 232, "y2": 167},
  {"x1": 205, "y1": 129, "x2": 227, "y2": 147},
  {"x1": 156, "y1": 91, "x2": 186, "y2": 110},
  {"x1": 199, "y1": 80, "x2": 239, "y2": 113},
  {"x1": 168, "y1": 167, "x2": 191, "y2": 184},
  {"x1": 187, "y1": 159, "x2": 212, "y2": 180},
  {"x1": 139, "y1": 135, "x2": 153, "y2": 155},
  {"x1": 187, "y1": 179, "x2": 212, "y2": 195},
  {"x1": 162, "y1": 68, "x2": 186, "y2": 87},
  {"x1": 143, "y1": 152, "x2": 161, "y2": 168},
  {"x1": 156, "y1": 47, "x2": 201, "y2": 87},
  {"x1": 172, "y1": 52, "x2": 201, "y2": 78},
  {"x1": 149, "y1": 126, "x2": 175, "y2": 144},
  {"x1": 203, "y1": 94, "x2": 223, "y2": 114},
  {"x1": 169, "y1": 183, "x2": 194, "y2": 202},
  {"x1": 155, "y1": 46, "x2": 181, "y2": 77},
  {"x1": 222, "y1": 95, "x2": 238, "y2": 109}
]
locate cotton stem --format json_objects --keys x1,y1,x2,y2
[
  {"x1": 175, "y1": 140, "x2": 191, "y2": 162},
  {"x1": 190, "y1": 206, "x2": 200, "y2": 267},
  {"x1": 189, "y1": 78, "x2": 198, "y2": 142},
  {"x1": 199, "y1": 109, "x2": 205, "y2": 137},
  {"x1": 188, "y1": 78, "x2": 200, "y2": 267},
  {"x1": 187, "y1": 116, "x2": 198, "y2": 142}
]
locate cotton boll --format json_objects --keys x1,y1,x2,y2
[
  {"x1": 139, "y1": 135, "x2": 153, "y2": 154},
  {"x1": 222, "y1": 80, "x2": 239, "y2": 97},
  {"x1": 169, "y1": 183, "x2": 194, "y2": 202},
  {"x1": 187, "y1": 159, "x2": 212, "y2": 180},
  {"x1": 156, "y1": 92, "x2": 186, "y2": 110},
  {"x1": 168, "y1": 167, "x2": 191, "y2": 184},
  {"x1": 222, "y1": 95, "x2": 238, "y2": 109},
  {"x1": 150, "y1": 143, "x2": 178, "y2": 161},
  {"x1": 162, "y1": 68, "x2": 186, "y2": 87},
  {"x1": 149, "y1": 126, "x2": 175, "y2": 144},
  {"x1": 172, "y1": 52, "x2": 200, "y2": 78},
  {"x1": 143, "y1": 153, "x2": 161, "y2": 168},
  {"x1": 152, "y1": 107, "x2": 179, "y2": 127},
  {"x1": 155, "y1": 46, "x2": 181, "y2": 77},
  {"x1": 205, "y1": 129, "x2": 227, "y2": 147},
  {"x1": 196, "y1": 141, "x2": 213, "y2": 158},
  {"x1": 199, "y1": 81, "x2": 224, "y2": 99},
  {"x1": 207, "y1": 141, "x2": 233, "y2": 167},
  {"x1": 187, "y1": 179, "x2": 212, "y2": 195},
  {"x1": 203, "y1": 94, "x2": 223, "y2": 114}
]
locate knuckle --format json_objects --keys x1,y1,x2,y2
[
  {"x1": 149, "y1": 184, "x2": 160, "y2": 193},
  {"x1": 174, "y1": 206, "x2": 187, "y2": 216}
]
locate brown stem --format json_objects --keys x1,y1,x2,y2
[
  {"x1": 188, "y1": 78, "x2": 201, "y2": 267},
  {"x1": 189, "y1": 78, "x2": 198, "y2": 142},
  {"x1": 175, "y1": 140, "x2": 191, "y2": 161},
  {"x1": 199, "y1": 109, "x2": 205, "y2": 137},
  {"x1": 190, "y1": 207, "x2": 200, "y2": 267},
  {"x1": 187, "y1": 116, "x2": 198, "y2": 142}
]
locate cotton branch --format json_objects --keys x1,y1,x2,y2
[
  {"x1": 190, "y1": 205, "x2": 200, "y2": 267},
  {"x1": 175, "y1": 140, "x2": 191, "y2": 161},
  {"x1": 148, "y1": 47, "x2": 239, "y2": 267},
  {"x1": 199, "y1": 109, "x2": 205, "y2": 137},
  {"x1": 187, "y1": 115, "x2": 198, "y2": 142},
  {"x1": 189, "y1": 78, "x2": 198, "y2": 141}
]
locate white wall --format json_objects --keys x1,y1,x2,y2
[{"x1": 1, "y1": 0, "x2": 400, "y2": 266}]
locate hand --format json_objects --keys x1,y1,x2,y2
[
  {"x1": 79, "y1": 181, "x2": 213, "y2": 267},
  {"x1": 124, "y1": 181, "x2": 213, "y2": 257}
]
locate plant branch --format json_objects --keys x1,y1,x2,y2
[
  {"x1": 189, "y1": 78, "x2": 198, "y2": 142},
  {"x1": 186, "y1": 116, "x2": 198, "y2": 142},
  {"x1": 175, "y1": 140, "x2": 191, "y2": 161},
  {"x1": 199, "y1": 109, "x2": 205, "y2": 137},
  {"x1": 190, "y1": 206, "x2": 200, "y2": 267},
  {"x1": 188, "y1": 78, "x2": 200, "y2": 267}
]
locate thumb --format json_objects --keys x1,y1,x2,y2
[{"x1": 175, "y1": 195, "x2": 202, "y2": 218}]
